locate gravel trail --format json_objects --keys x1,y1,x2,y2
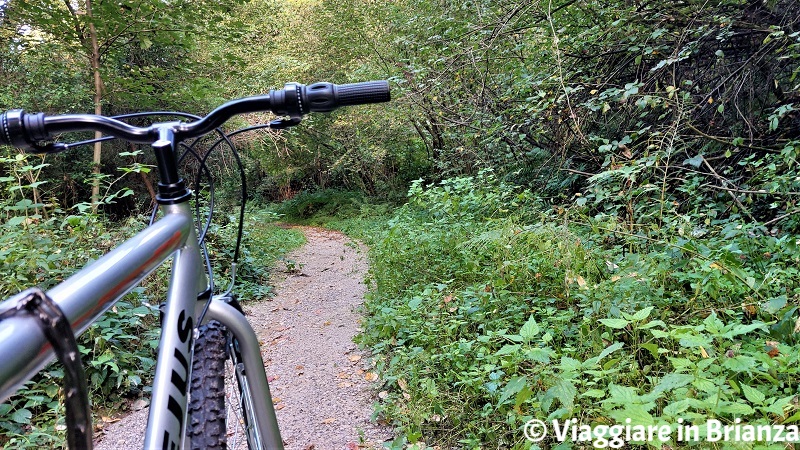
[{"x1": 94, "y1": 226, "x2": 392, "y2": 449}]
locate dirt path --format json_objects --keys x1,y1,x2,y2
[{"x1": 94, "y1": 226, "x2": 392, "y2": 449}]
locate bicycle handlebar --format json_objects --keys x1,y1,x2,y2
[{"x1": 0, "y1": 80, "x2": 391, "y2": 152}]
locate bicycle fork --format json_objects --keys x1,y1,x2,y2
[{"x1": 145, "y1": 130, "x2": 283, "y2": 450}]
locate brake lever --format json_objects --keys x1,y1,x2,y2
[
  {"x1": 29, "y1": 142, "x2": 69, "y2": 154},
  {"x1": 268, "y1": 117, "x2": 302, "y2": 130}
]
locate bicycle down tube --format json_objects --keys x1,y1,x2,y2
[{"x1": 0, "y1": 209, "x2": 194, "y2": 402}]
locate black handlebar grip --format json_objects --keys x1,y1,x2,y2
[
  {"x1": 304, "y1": 81, "x2": 391, "y2": 112},
  {"x1": 0, "y1": 110, "x2": 49, "y2": 150},
  {"x1": 334, "y1": 81, "x2": 391, "y2": 107}
]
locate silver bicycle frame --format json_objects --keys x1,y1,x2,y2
[{"x1": 0, "y1": 201, "x2": 283, "y2": 449}]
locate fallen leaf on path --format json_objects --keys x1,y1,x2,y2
[
  {"x1": 322, "y1": 417, "x2": 336, "y2": 424},
  {"x1": 378, "y1": 391, "x2": 389, "y2": 399},
  {"x1": 275, "y1": 404, "x2": 285, "y2": 410},
  {"x1": 348, "y1": 354, "x2": 362, "y2": 362},
  {"x1": 338, "y1": 372, "x2": 350, "y2": 379},
  {"x1": 272, "y1": 397, "x2": 281, "y2": 404},
  {"x1": 365, "y1": 372, "x2": 378, "y2": 382},
  {"x1": 345, "y1": 443, "x2": 359, "y2": 450},
  {"x1": 268, "y1": 375, "x2": 279, "y2": 382}
]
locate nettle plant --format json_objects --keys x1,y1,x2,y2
[
  {"x1": 0, "y1": 149, "x2": 162, "y2": 445},
  {"x1": 0, "y1": 150, "x2": 50, "y2": 227},
  {"x1": 362, "y1": 174, "x2": 800, "y2": 449}
]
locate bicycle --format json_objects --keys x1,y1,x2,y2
[{"x1": 0, "y1": 80, "x2": 391, "y2": 450}]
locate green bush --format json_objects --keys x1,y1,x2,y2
[{"x1": 361, "y1": 174, "x2": 800, "y2": 449}]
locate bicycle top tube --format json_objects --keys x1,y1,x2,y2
[{"x1": 0, "y1": 80, "x2": 390, "y2": 152}]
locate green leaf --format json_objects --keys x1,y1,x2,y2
[
  {"x1": 545, "y1": 378, "x2": 577, "y2": 409},
  {"x1": 508, "y1": 391, "x2": 531, "y2": 416},
  {"x1": 663, "y1": 399, "x2": 692, "y2": 417},
  {"x1": 638, "y1": 343, "x2": 658, "y2": 359},
  {"x1": 678, "y1": 334, "x2": 712, "y2": 348},
  {"x1": 721, "y1": 322, "x2": 766, "y2": 339},
  {"x1": 558, "y1": 356, "x2": 582, "y2": 373},
  {"x1": 11, "y1": 408, "x2": 32, "y2": 424},
  {"x1": 684, "y1": 154, "x2": 704, "y2": 168},
  {"x1": 629, "y1": 306, "x2": 654, "y2": 322},
  {"x1": 650, "y1": 329, "x2": 671, "y2": 338},
  {"x1": 596, "y1": 341, "x2": 624, "y2": 363},
  {"x1": 722, "y1": 356, "x2": 757, "y2": 373},
  {"x1": 524, "y1": 348, "x2": 554, "y2": 364},
  {"x1": 741, "y1": 384, "x2": 766, "y2": 405},
  {"x1": 764, "y1": 296, "x2": 787, "y2": 314},
  {"x1": 654, "y1": 373, "x2": 694, "y2": 393},
  {"x1": 497, "y1": 376, "x2": 527, "y2": 406},
  {"x1": 716, "y1": 401, "x2": 754, "y2": 415},
  {"x1": 609, "y1": 404, "x2": 654, "y2": 427},
  {"x1": 495, "y1": 344, "x2": 521, "y2": 356},
  {"x1": 607, "y1": 384, "x2": 638, "y2": 405},
  {"x1": 599, "y1": 318, "x2": 629, "y2": 329},
  {"x1": 602, "y1": 358, "x2": 620, "y2": 371},
  {"x1": 692, "y1": 377, "x2": 717, "y2": 393},
  {"x1": 581, "y1": 389, "x2": 606, "y2": 398},
  {"x1": 4, "y1": 216, "x2": 27, "y2": 227},
  {"x1": 519, "y1": 315, "x2": 540, "y2": 341},
  {"x1": 637, "y1": 320, "x2": 666, "y2": 330},
  {"x1": 703, "y1": 313, "x2": 724, "y2": 334}
]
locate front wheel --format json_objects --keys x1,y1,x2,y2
[{"x1": 188, "y1": 320, "x2": 264, "y2": 449}]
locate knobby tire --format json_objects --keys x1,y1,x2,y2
[
  {"x1": 188, "y1": 320, "x2": 264, "y2": 450},
  {"x1": 188, "y1": 320, "x2": 228, "y2": 449}
]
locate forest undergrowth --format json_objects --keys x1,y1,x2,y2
[{"x1": 354, "y1": 171, "x2": 800, "y2": 449}]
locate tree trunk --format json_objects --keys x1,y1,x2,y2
[{"x1": 87, "y1": 0, "x2": 103, "y2": 212}]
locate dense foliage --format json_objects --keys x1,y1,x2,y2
[{"x1": 361, "y1": 173, "x2": 800, "y2": 448}]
